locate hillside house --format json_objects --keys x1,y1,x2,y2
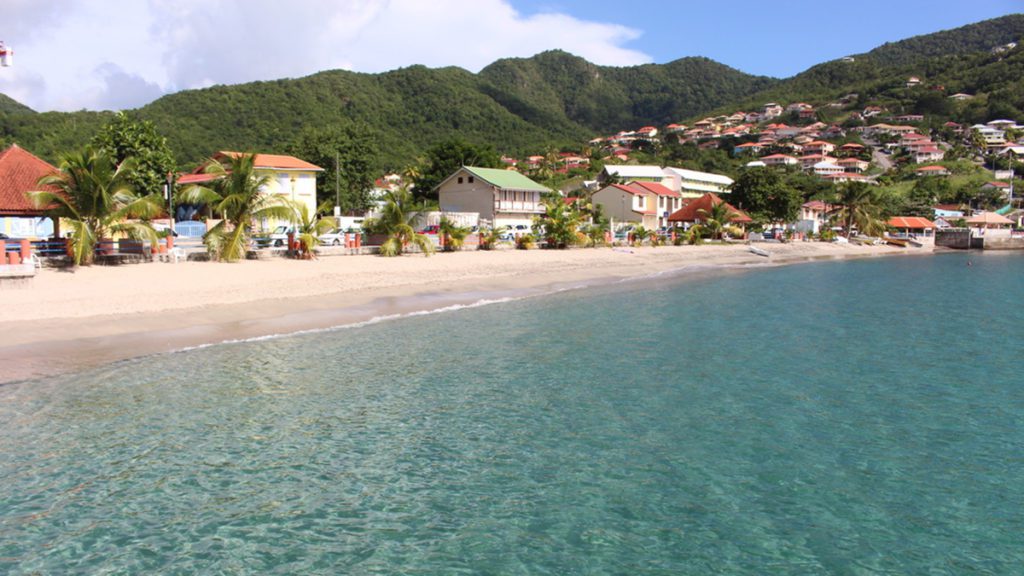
[
  {"x1": 803, "y1": 141, "x2": 836, "y2": 156},
  {"x1": 915, "y1": 165, "x2": 950, "y2": 176},
  {"x1": 761, "y1": 154, "x2": 799, "y2": 167},
  {"x1": 813, "y1": 162, "x2": 845, "y2": 177},
  {"x1": 913, "y1": 147, "x2": 945, "y2": 163},
  {"x1": 838, "y1": 158, "x2": 870, "y2": 173}
]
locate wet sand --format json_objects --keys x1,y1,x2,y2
[{"x1": 0, "y1": 242, "x2": 928, "y2": 383}]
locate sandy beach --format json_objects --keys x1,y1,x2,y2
[{"x1": 0, "y1": 242, "x2": 927, "y2": 383}]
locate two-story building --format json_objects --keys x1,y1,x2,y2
[
  {"x1": 437, "y1": 166, "x2": 550, "y2": 229},
  {"x1": 179, "y1": 151, "x2": 323, "y2": 229},
  {"x1": 591, "y1": 183, "x2": 659, "y2": 229}
]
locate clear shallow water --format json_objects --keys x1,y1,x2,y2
[{"x1": 2, "y1": 252, "x2": 1023, "y2": 574}]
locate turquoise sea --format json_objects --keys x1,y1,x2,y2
[{"x1": 2, "y1": 252, "x2": 1023, "y2": 574}]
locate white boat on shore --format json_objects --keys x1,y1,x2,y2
[{"x1": 748, "y1": 245, "x2": 770, "y2": 258}]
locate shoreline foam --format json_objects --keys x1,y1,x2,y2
[{"x1": 0, "y1": 243, "x2": 929, "y2": 384}]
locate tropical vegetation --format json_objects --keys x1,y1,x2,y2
[
  {"x1": 362, "y1": 188, "x2": 434, "y2": 257},
  {"x1": 29, "y1": 147, "x2": 162, "y2": 265},
  {"x1": 177, "y1": 153, "x2": 297, "y2": 262},
  {"x1": 439, "y1": 216, "x2": 471, "y2": 252}
]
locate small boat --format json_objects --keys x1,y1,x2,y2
[
  {"x1": 748, "y1": 245, "x2": 770, "y2": 257},
  {"x1": 886, "y1": 237, "x2": 909, "y2": 247}
]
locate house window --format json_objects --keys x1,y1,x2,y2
[
  {"x1": 458, "y1": 177, "x2": 464, "y2": 184},
  {"x1": 468, "y1": 176, "x2": 475, "y2": 183}
]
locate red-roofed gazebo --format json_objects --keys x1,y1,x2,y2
[{"x1": 0, "y1": 144, "x2": 61, "y2": 238}]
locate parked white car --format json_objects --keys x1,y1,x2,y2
[{"x1": 318, "y1": 227, "x2": 363, "y2": 246}]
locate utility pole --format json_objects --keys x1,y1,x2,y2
[{"x1": 334, "y1": 151, "x2": 341, "y2": 218}]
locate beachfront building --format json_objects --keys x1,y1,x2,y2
[
  {"x1": 591, "y1": 183, "x2": 658, "y2": 229},
  {"x1": 0, "y1": 144, "x2": 59, "y2": 238},
  {"x1": 796, "y1": 200, "x2": 833, "y2": 234},
  {"x1": 179, "y1": 151, "x2": 323, "y2": 230},
  {"x1": 667, "y1": 193, "x2": 752, "y2": 233},
  {"x1": 624, "y1": 181, "x2": 682, "y2": 228},
  {"x1": 888, "y1": 216, "x2": 936, "y2": 238},
  {"x1": 437, "y1": 166, "x2": 550, "y2": 229}
]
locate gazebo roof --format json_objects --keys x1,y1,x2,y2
[
  {"x1": 668, "y1": 193, "x2": 752, "y2": 223},
  {"x1": 888, "y1": 216, "x2": 935, "y2": 229},
  {"x1": 966, "y1": 212, "x2": 1013, "y2": 226},
  {"x1": 0, "y1": 144, "x2": 59, "y2": 216}
]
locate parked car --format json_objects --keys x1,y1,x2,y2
[
  {"x1": 254, "y1": 225, "x2": 295, "y2": 248},
  {"x1": 420, "y1": 225, "x2": 440, "y2": 235},
  {"x1": 498, "y1": 224, "x2": 531, "y2": 241},
  {"x1": 318, "y1": 228, "x2": 360, "y2": 246}
]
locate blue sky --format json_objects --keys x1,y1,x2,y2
[
  {"x1": 1, "y1": 0, "x2": 1020, "y2": 111},
  {"x1": 512, "y1": 0, "x2": 1022, "y2": 77}
]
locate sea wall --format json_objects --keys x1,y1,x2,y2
[
  {"x1": 983, "y1": 237, "x2": 1024, "y2": 250},
  {"x1": 935, "y1": 230, "x2": 969, "y2": 249}
]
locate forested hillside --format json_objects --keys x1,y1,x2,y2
[
  {"x1": 0, "y1": 54, "x2": 770, "y2": 168},
  {"x1": 1, "y1": 14, "x2": 1023, "y2": 168}
]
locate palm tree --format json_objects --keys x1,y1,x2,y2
[
  {"x1": 697, "y1": 200, "x2": 739, "y2": 240},
  {"x1": 294, "y1": 201, "x2": 336, "y2": 258},
  {"x1": 177, "y1": 153, "x2": 296, "y2": 262},
  {"x1": 30, "y1": 147, "x2": 161, "y2": 266},
  {"x1": 533, "y1": 197, "x2": 581, "y2": 248},
  {"x1": 362, "y1": 187, "x2": 434, "y2": 257},
  {"x1": 632, "y1": 226, "x2": 652, "y2": 246},
  {"x1": 833, "y1": 182, "x2": 885, "y2": 238},
  {"x1": 478, "y1": 225, "x2": 506, "y2": 250},
  {"x1": 439, "y1": 216, "x2": 471, "y2": 252}
]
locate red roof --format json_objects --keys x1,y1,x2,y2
[
  {"x1": 214, "y1": 151, "x2": 324, "y2": 171},
  {"x1": 177, "y1": 173, "x2": 217, "y2": 184},
  {"x1": 840, "y1": 143, "x2": 865, "y2": 149},
  {"x1": 802, "y1": 200, "x2": 834, "y2": 211},
  {"x1": 915, "y1": 165, "x2": 948, "y2": 172},
  {"x1": 888, "y1": 216, "x2": 935, "y2": 229},
  {"x1": 0, "y1": 144, "x2": 60, "y2": 216},
  {"x1": 985, "y1": 181, "x2": 1010, "y2": 188},
  {"x1": 605, "y1": 183, "x2": 651, "y2": 197},
  {"x1": 628, "y1": 181, "x2": 680, "y2": 198},
  {"x1": 668, "y1": 193, "x2": 752, "y2": 224}
]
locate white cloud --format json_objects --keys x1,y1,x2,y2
[{"x1": 0, "y1": 0, "x2": 650, "y2": 112}]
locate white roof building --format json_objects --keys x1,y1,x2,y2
[{"x1": 662, "y1": 167, "x2": 734, "y2": 198}]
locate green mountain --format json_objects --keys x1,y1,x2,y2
[
  {"x1": 478, "y1": 51, "x2": 775, "y2": 134},
  {"x1": 0, "y1": 93, "x2": 33, "y2": 115},
  {"x1": 708, "y1": 15, "x2": 1024, "y2": 120},
  {"x1": 0, "y1": 52, "x2": 773, "y2": 167},
  {"x1": 2, "y1": 14, "x2": 1023, "y2": 167},
  {"x1": 864, "y1": 13, "x2": 1024, "y2": 66}
]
